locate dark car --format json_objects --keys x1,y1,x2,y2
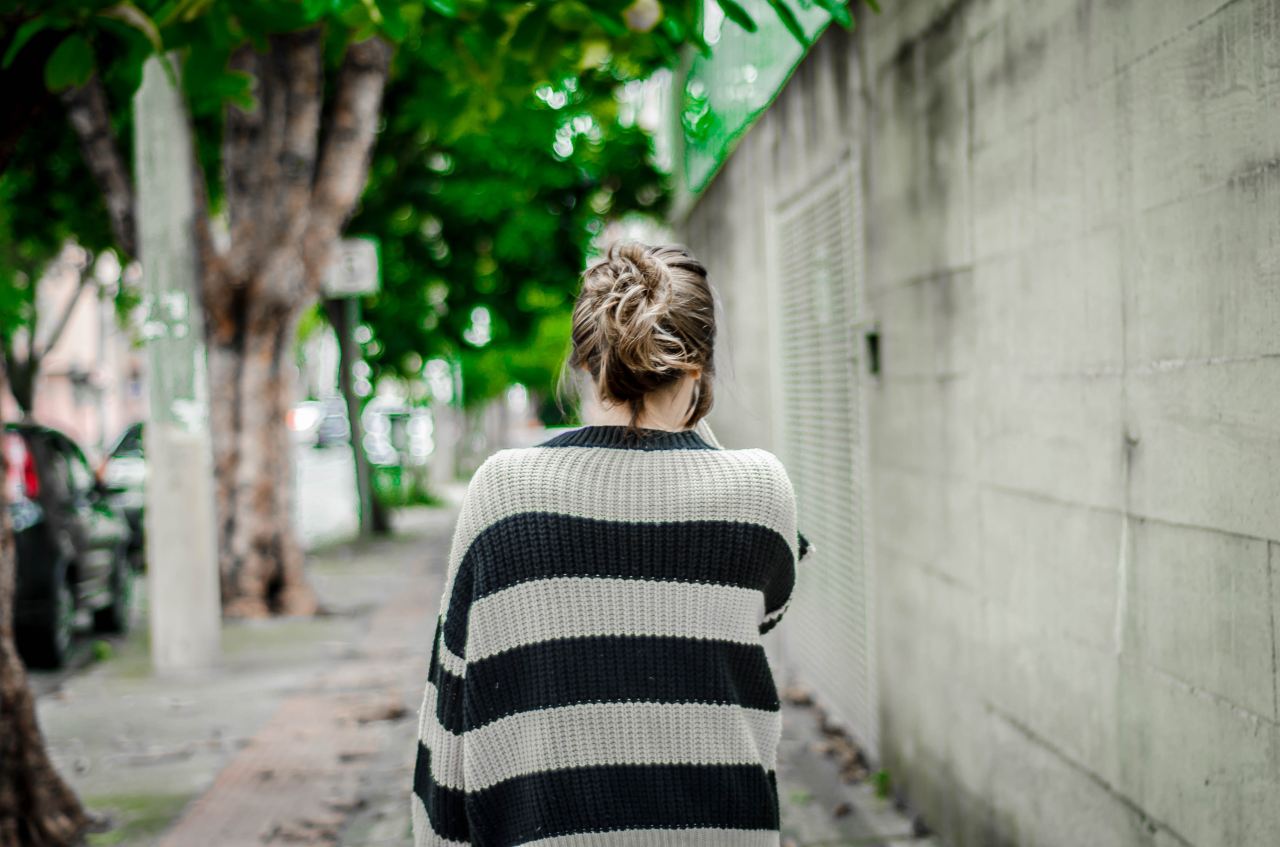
[{"x1": 7, "y1": 423, "x2": 134, "y2": 669}]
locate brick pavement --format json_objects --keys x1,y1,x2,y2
[{"x1": 156, "y1": 507, "x2": 453, "y2": 846}]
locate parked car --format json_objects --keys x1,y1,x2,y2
[
  {"x1": 100, "y1": 421, "x2": 146, "y2": 571},
  {"x1": 7, "y1": 423, "x2": 134, "y2": 669},
  {"x1": 288, "y1": 397, "x2": 350, "y2": 448}
]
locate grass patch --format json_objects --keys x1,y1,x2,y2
[
  {"x1": 85, "y1": 792, "x2": 192, "y2": 846},
  {"x1": 787, "y1": 789, "x2": 814, "y2": 806},
  {"x1": 91, "y1": 640, "x2": 114, "y2": 663},
  {"x1": 872, "y1": 768, "x2": 892, "y2": 800}
]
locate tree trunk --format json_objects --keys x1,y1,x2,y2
[
  {"x1": 207, "y1": 293, "x2": 315, "y2": 618},
  {"x1": 199, "y1": 32, "x2": 389, "y2": 616},
  {"x1": 0, "y1": 359, "x2": 90, "y2": 847},
  {"x1": 5, "y1": 355, "x2": 34, "y2": 416}
]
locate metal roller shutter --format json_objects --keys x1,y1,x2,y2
[{"x1": 769, "y1": 156, "x2": 878, "y2": 755}]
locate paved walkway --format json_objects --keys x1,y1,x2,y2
[{"x1": 36, "y1": 499, "x2": 932, "y2": 846}]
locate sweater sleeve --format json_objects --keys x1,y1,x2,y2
[
  {"x1": 411, "y1": 458, "x2": 501, "y2": 846},
  {"x1": 760, "y1": 457, "x2": 804, "y2": 635}
]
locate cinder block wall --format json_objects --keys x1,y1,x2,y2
[{"x1": 682, "y1": 1, "x2": 1280, "y2": 845}]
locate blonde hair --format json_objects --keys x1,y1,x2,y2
[{"x1": 561, "y1": 242, "x2": 716, "y2": 434}]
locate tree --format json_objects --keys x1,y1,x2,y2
[
  {"x1": 1, "y1": 0, "x2": 874, "y2": 613},
  {"x1": 0, "y1": 37, "x2": 137, "y2": 418},
  {"x1": 1, "y1": 2, "x2": 403, "y2": 616}
]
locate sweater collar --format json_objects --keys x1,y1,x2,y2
[{"x1": 537, "y1": 424, "x2": 715, "y2": 451}]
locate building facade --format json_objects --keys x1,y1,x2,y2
[{"x1": 680, "y1": 2, "x2": 1280, "y2": 845}]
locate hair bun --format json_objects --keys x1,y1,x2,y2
[
  {"x1": 610, "y1": 241, "x2": 671, "y2": 303},
  {"x1": 567, "y1": 241, "x2": 717, "y2": 433}
]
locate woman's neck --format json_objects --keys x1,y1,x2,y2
[
  {"x1": 579, "y1": 372, "x2": 700, "y2": 433},
  {"x1": 585, "y1": 407, "x2": 692, "y2": 432}
]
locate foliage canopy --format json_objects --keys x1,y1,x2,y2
[{"x1": 0, "y1": 0, "x2": 873, "y2": 413}]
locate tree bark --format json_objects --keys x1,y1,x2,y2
[
  {"x1": 207, "y1": 294, "x2": 314, "y2": 617},
  {"x1": 62, "y1": 77, "x2": 137, "y2": 259},
  {"x1": 4, "y1": 264, "x2": 96, "y2": 415},
  {"x1": 0, "y1": 356, "x2": 90, "y2": 847}
]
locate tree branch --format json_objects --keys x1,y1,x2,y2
[
  {"x1": 222, "y1": 31, "x2": 324, "y2": 285},
  {"x1": 61, "y1": 76, "x2": 137, "y2": 258},
  {"x1": 272, "y1": 30, "x2": 324, "y2": 239},
  {"x1": 303, "y1": 36, "x2": 392, "y2": 290},
  {"x1": 222, "y1": 43, "x2": 263, "y2": 280},
  {"x1": 35, "y1": 267, "x2": 93, "y2": 360}
]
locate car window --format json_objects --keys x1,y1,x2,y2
[{"x1": 112, "y1": 423, "x2": 144, "y2": 458}]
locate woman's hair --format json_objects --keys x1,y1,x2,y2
[{"x1": 560, "y1": 241, "x2": 716, "y2": 434}]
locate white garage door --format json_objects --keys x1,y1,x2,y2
[{"x1": 769, "y1": 155, "x2": 878, "y2": 755}]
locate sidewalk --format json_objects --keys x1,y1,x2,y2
[{"x1": 36, "y1": 497, "x2": 931, "y2": 846}]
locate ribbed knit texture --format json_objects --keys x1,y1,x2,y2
[{"x1": 411, "y1": 424, "x2": 809, "y2": 847}]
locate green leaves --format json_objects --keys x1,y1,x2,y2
[
  {"x1": 714, "y1": 0, "x2": 757, "y2": 33},
  {"x1": 811, "y1": 0, "x2": 852, "y2": 29},
  {"x1": 508, "y1": 4, "x2": 550, "y2": 56},
  {"x1": 765, "y1": 0, "x2": 806, "y2": 44},
  {"x1": 374, "y1": 0, "x2": 410, "y2": 41},
  {"x1": 424, "y1": 0, "x2": 459, "y2": 18},
  {"x1": 100, "y1": 3, "x2": 164, "y2": 53},
  {"x1": 3, "y1": 18, "x2": 60, "y2": 68},
  {"x1": 44, "y1": 34, "x2": 95, "y2": 91}
]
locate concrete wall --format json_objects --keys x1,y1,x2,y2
[{"x1": 682, "y1": 1, "x2": 1280, "y2": 845}]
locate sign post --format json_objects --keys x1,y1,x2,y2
[{"x1": 322, "y1": 238, "x2": 380, "y2": 536}]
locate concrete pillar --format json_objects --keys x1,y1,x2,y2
[{"x1": 134, "y1": 55, "x2": 221, "y2": 674}]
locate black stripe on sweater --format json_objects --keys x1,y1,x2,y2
[
  {"x1": 426, "y1": 627, "x2": 467, "y2": 735},
  {"x1": 467, "y1": 763, "x2": 779, "y2": 846},
  {"x1": 413, "y1": 742, "x2": 469, "y2": 842},
  {"x1": 443, "y1": 514, "x2": 793, "y2": 657},
  {"x1": 463, "y1": 635, "x2": 779, "y2": 731},
  {"x1": 537, "y1": 425, "x2": 715, "y2": 451},
  {"x1": 759, "y1": 613, "x2": 787, "y2": 635}
]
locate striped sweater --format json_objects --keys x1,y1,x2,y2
[{"x1": 411, "y1": 422, "x2": 809, "y2": 846}]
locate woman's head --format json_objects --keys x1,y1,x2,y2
[{"x1": 563, "y1": 241, "x2": 716, "y2": 433}]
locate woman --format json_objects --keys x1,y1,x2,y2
[{"x1": 411, "y1": 242, "x2": 810, "y2": 846}]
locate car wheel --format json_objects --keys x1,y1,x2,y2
[
  {"x1": 93, "y1": 547, "x2": 133, "y2": 634},
  {"x1": 19, "y1": 576, "x2": 75, "y2": 670}
]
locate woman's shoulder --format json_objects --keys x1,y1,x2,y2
[{"x1": 718, "y1": 446, "x2": 794, "y2": 487}]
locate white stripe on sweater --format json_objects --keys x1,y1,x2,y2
[
  {"x1": 439, "y1": 641, "x2": 467, "y2": 678},
  {"x1": 462, "y1": 700, "x2": 781, "y2": 792},
  {"x1": 419, "y1": 687, "x2": 782, "y2": 794},
  {"x1": 466, "y1": 577, "x2": 763, "y2": 661}
]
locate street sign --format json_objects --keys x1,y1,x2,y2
[{"x1": 323, "y1": 237, "x2": 381, "y2": 298}]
